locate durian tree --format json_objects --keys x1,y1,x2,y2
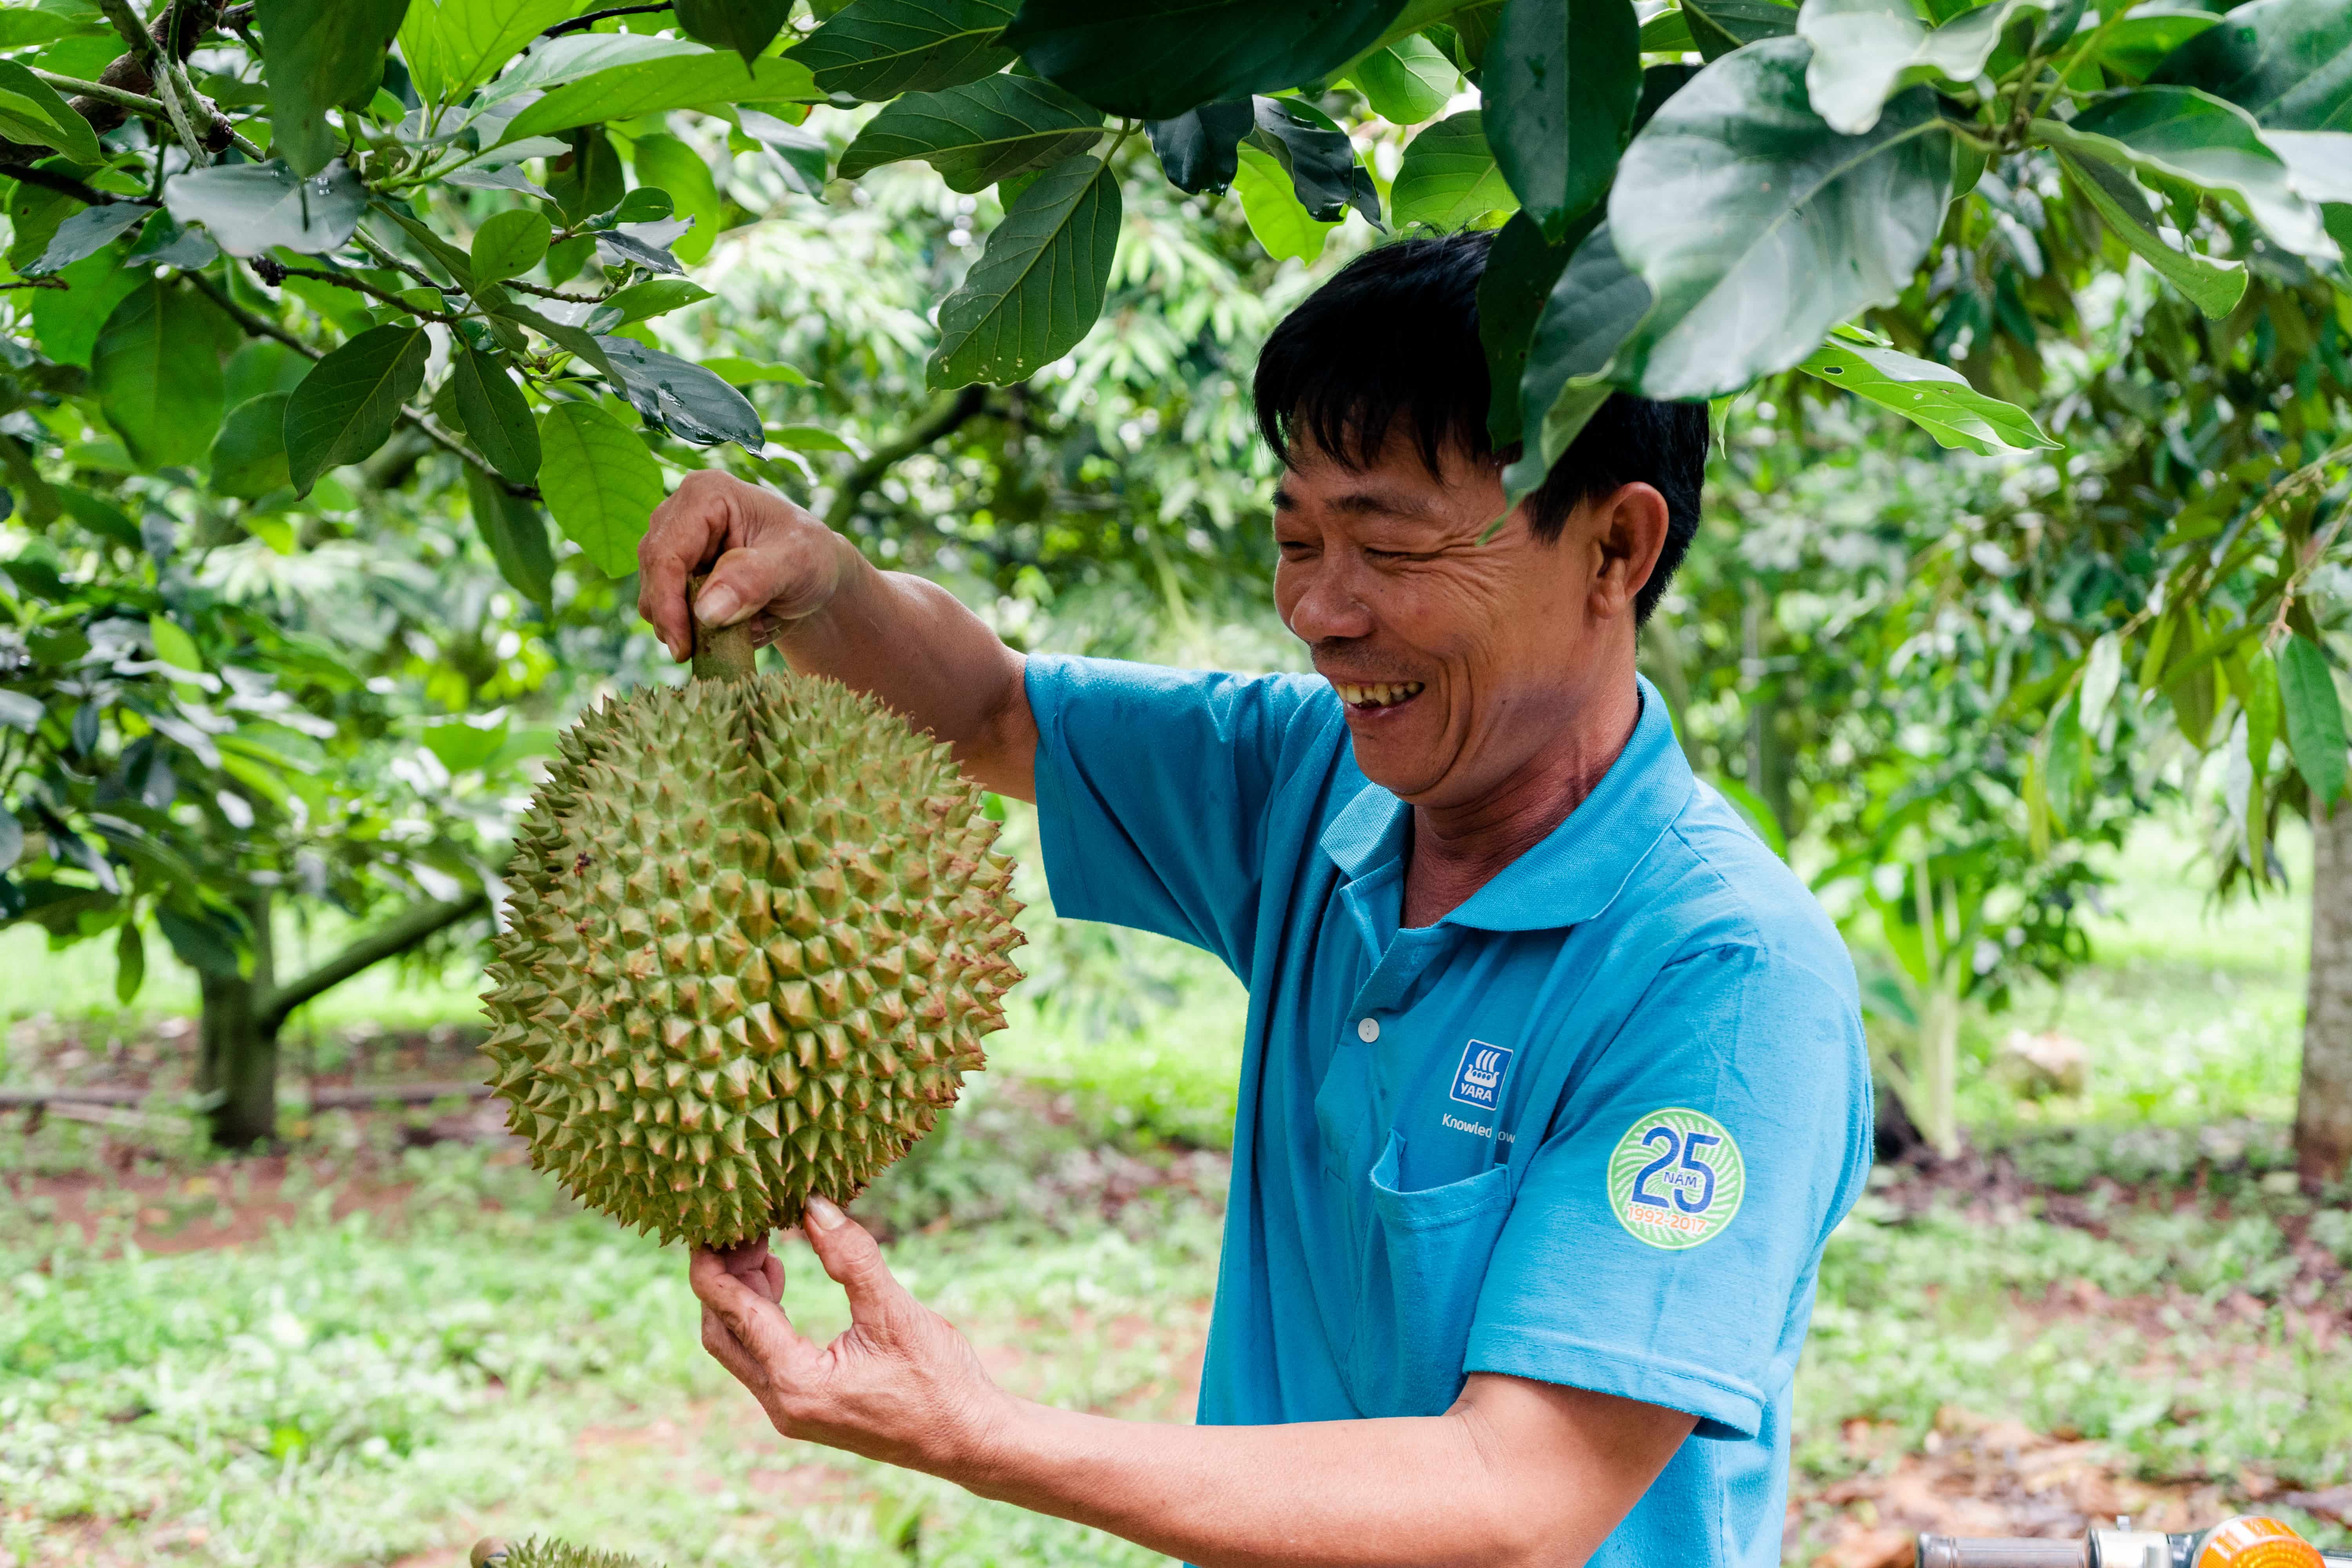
[{"x1": 0, "y1": 0, "x2": 2348, "y2": 1154}]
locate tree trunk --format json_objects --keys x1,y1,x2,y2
[
  {"x1": 2299, "y1": 803, "x2": 2352, "y2": 1185},
  {"x1": 191, "y1": 889, "x2": 491, "y2": 1151},
  {"x1": 197, "y1": 891, "x2": 279, "y2": 1149}
]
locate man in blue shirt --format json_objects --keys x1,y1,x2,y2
[{"x1": 641, "y1": 232, "x2": 1872, "y2": 1567}]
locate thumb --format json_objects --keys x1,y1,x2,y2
[
  {"x1": 802, "y1": 1195, "x2": 913, "y2": 1329},
  {"x1": 692, "y1": 546, "x2": 775, "y2": 629}
]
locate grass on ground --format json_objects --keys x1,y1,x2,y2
[{"x1": 4, "y1": 812, "x2": 2350, "y2": 1566}]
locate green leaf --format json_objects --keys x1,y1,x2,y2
[
  {"x1": 1504, "y1": 221, "x2": 1650, "y2": 502},
  {"x1": 1144, "y1": 99, "x2": 1255, "y2": 194},
  {"x1": 1477, "y1": 209, "x2": 1583, "y2": 448},
  {"x1": 1799, "y1": 0, "x2": 2045, "y2": 136},
  {"x1": 476, "y1": 33, "x2": 708, "y2": 106},
  {"x1": 537, "y1": 401, "x2": 664, "y2": 577},
  {"x1": 1681, "y1": 0, "x2": 1797, "y2": 62},
  {"x1": 424, "y1": 713, "x2": 510, "y2": 772},
  {"x1": 503, "y1": 50, "x2": 818, "y2": 142},
  {"x1": 1231, "y1": 141, "x2": 1334, "y2": 261},
  {"x1": 1796, "y1": 340, "x2": 2059, "y2": 454},
  {"x1": 1001, "y1": 0, "x2": 1408, "y2": 120},
  {"x1": 1354, "y1": 34, "x2": 1459, "y2": 125},
  {"x1": 486, "y1": 298, "x2": 618, "y2": 380},
  {"x1": 2034, "y1": 86, "x2": 2336, "y2": 260},
  {"x1": 2093, "y1": 11, "x2": 2222, "y2": 86},
  {"x1": 603, "y1": 278, "x2": 716, "y2": 327},
  {"x1": 91, "y1": 281, "x2": 225, "y2": 470},
  {"x1": 702, "y1": 355, "x2": 812, "y2": 387},
  {"x1": 451, "y1": 346, "x2": 541, "y2": 481},
  {"x1": 283, "y1": 323, "x2": 430, "y2": 494},
  {"x1": 2267, "y1": 129, "x2": 2352, "y2": 203},
  {"x1": 113, "y1": 919, "x2": 143, "y2": 1006},
  {"x1": 631, "y1": 132, "x2": 725, "y2": 264},
  {"x1": 254, "y1": 0, "x2": 408, "y2": 176},
  {"x1": 2055, "y1": 149, "x2": 2247, "y2": 317},
  {"x1": 2280, "y1": 633, "x2": 2348, "y2": 810},
  {"x1": 471, "y1": 207, "x2": 552, "y2": 287},
  {"x1": 735, "y1": 107, "x2": 831, "y2": 198},
  {"x1": 1640, "y1": 8, "x2": 1697, "y2": 51},
  {"x1": 209, "y1": 392, "x2": 295, "y2": 499},
  {"x1": 1487, "y1": 0, "x2": 1640, "y2": 240},
  {"x1": 24, "y1": 202, "x2": 151, "y2": 277},
  {"x1": 399, "y1": 0, "x2": 583, "y2": 105},
  {"x1": 32, "y1": 242, "x2": 143, "y2": 367},
  {"x1": 674, "y1": 0, "x2": 793, "y2": 64},
  {"x1": 0, "y1": 59, "x2": 103, "y2": 164},
  {"x1": 1392, "y1": 111, "x2": 1519, "y2": 230},
  {"x1": 767, "y1": 424, "x2": 855, "y2": 453},
  {"x1": 928, "y1": 153, "x2": 1121, "y2": 388},
  {"x1": 595, "y1": 336, "x2": 764, "y2": 448},
  {"x1": 468, "y1": 463, "x2": 558, "y2": 608},
  {"x1": 6, "y1": 183, "x2": 74, "y2": 274},
  {"x1": 793, "y1": 0, "x2": 1018, "y2": 100},
  {"x1": 1247, "y1": 96, "x2": 1382, "y2": 227},
  {"x1": 840, "y1": 75, "x2": 1107, "y2": 193},
  {"x1": 1608, "y1": 37, "x2": 1951, "y2": 400},
  {"x1": 149, "y1": 615, "x2": 203, "y2": 677},
  {"x1": 547, "y1": 128, "x2": 625, "y2": 223},
  {"x1": 162, "y1": 160, "x2": 368, "y2": 256},
  {"x1": 2150, "y1": 0, "x2": 2350, "y2": 132}
]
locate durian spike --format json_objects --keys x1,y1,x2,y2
[{"x1": 689, "y1": 573, "x2": 758, "y2": 683}]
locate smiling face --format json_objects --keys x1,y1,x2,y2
[{"x1": 1272, "y1": 433, "x2": 1668, "y2": 818}]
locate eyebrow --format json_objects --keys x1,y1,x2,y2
[{"x1": 1270, "y1": 485, "x2": 1441, "y2": 519}]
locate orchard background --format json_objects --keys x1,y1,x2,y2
[{"x1": 2, "y1": 0, "x2": 2352, "y2": 1562}]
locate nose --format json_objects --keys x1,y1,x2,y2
[{"x1": 1280, "y1": 556, "x2": 1375, "y2": 645}]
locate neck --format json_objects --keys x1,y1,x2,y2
[{"x1": 1400, "y1": 676, "x2": 1642, "y2": 928}]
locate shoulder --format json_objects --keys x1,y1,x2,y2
[
  {"x1": 1025, "y1": 655, "x2": 1338, "y2": 742},
  {"x1": 1621, "y1": 780, "x2": 1858, "y2": 1012}
]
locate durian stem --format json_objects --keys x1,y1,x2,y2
[{"x1": 689, "y1": 575, "x2": 759, "y2": 682}]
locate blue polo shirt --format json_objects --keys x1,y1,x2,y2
[{"x1": 1027, "y1": 655, "x2": 1872, "y2": 1568}]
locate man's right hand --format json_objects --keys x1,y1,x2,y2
[{"x1": 637, "y1": 470, "x2": 849, "y2": 664}]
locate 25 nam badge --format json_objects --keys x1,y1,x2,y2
[{"x1": 1606, "y1": 1107, "x2": 1745, "y2": 1249}]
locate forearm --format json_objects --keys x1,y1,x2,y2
[
  {"x1": 956, "y1": 1401, "x2": 1559, "y2": 1568},
  {"x1": 772, "y1": 534, "x2": 1036, "y2": 800}
]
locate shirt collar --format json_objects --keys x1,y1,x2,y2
[{"x1": 1316, "y1": 676, "x2": 1694, "y2": 933}]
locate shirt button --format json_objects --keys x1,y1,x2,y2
[{"x1": 1357, "y1": 1017, "x2": 1381, "y2": 1043}]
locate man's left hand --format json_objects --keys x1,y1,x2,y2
[{"x1": 690, "y1": 1194, "x2": 1011, "y2": 1477}]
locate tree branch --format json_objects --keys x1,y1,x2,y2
[
  {"x1": 258, "y1": 891, "x2": 488, "y2": 1031},
  {"x1": 824, "y1": 385, "x2": 992, "y2": 530},
  {"x1": 544, "y1": 3, "x2": 674, "y2": 39},
  {"x1": 0, "y1": 162, "x2": 111, "y2": 205}
]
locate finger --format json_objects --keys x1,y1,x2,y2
[
  {"x1": 637, "y1": 477, "x2": 733, "y2": 661},
  {"x1": 702, "y1": 1303, "x2": 768, "y2": 1390},
  {"x1": 690, "y1": 1247, "x2": 816, "y2": 1368},
  {"x1": 800, "y1": 1195, "x2": 913, "y2": 1330},
  {"x1": 718, "y1": 1234, "x2": 772, "y2": 1277}
]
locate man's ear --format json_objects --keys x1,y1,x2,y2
[{"x1": 1590, "y1": 483, "x2": 1671, "y2": 622}]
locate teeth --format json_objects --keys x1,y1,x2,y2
[{"x1": 1333, "y1": 681, "x2": 1425, "y2": 708}]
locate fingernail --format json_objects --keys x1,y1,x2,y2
[
  {"x1": 805, "y1": 1194, "x2": 845, "y2": 1230},
  {"x1": 695, "y1": 583, "x2": 744, "y2": 625}
]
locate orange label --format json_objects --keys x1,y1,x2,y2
[{"x1": 2196, "y1": 1517, "x2": 2323, "y2": 1568}]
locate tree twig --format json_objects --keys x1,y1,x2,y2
[
  {"x1": 33, "y1": 68, "x2": 165, "y2": 118},
  {"x1": 824, "y1": 385, "x2": 992, "y2": 530},
  {"x1": 278, "y1": 263, "x2": 463, "y2": 323},
  {"x1": 544, "y1": 3, "x2": 673, "y2": 38},
  {"x1": 0, "y1": 162, "x2": 111, "y2": 205},
  {"x1": 93, "y1": 0, "x2": 153, "y2": 58},
  {"x1": 189, "y1": 269, "x2": 533, "y2": 498}
]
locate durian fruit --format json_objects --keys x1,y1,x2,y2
[
  {"x1": 472, "y1": 1536, "x2": 653, "y2": 1568},
  {"x1": 479, "y1": 614, "x2": 1024, "y2": 1247}
]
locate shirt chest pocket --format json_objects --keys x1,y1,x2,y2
[{"x1": 1341, "y1": 1130, "x2": 1515, "y2": 1418}]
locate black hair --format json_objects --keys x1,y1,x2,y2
[{"x1": 1251, "y1": 229, "x2": 1708, "y2": 624}]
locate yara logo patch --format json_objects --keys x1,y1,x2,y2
[
  {"x1": 1448, "y1": 1039, "x2": 1513, "y2": 1110},
  {"x1": 1606, "y1": 1107, "x2": 1745, "y2": 1250}
]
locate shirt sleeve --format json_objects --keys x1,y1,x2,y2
[
  {"x1": 1463, "y1": 943, "x2": 1871, "y2": 1441},
  {"x1": 1024, "y1": 653, "x2": 1327, "y2": 973}
]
